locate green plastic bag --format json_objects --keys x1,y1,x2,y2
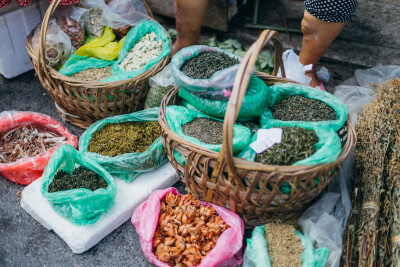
[
  {"x1": 103, "y1": 20, "x2": 171, "y2": 82},
  {"x1": 59, "y1": 54, "x2": 114, "y2": 79},
  {"x1": 165, "y1": 106, "x2": 251, "y2": 165},
  {"x1": 79, "y1": 108, "x2": 168, "y2": 182},
  {"x1": 243, "y1": 225, "x2": 329, "y2": 267},
  {"x1": 41, "y1": 144, "x2": 117, "y2": 225},
  {"x1": 238, "y1": 122, "x2": 341, "y2": 194},
  {"x1": 260, "y1": 83, "x2": 348, "y2": 132},
  {"x1": 179, "y1": 76, "x2": 268, "y2": 119}
]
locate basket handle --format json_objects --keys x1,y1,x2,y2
[
  {"x1": 36, "y1": 0, "x2": 155, "y2": 87},
  {"x1": 205, "y1": 30, "x2": 285, "y2": 205}
]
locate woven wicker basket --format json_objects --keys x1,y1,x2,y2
[
  {"x1": 158, "y1": 30, "x2": 357, "y2": 228},
  {"x1": 26, "y1": 0, "x2": 171, "y2": 129}
]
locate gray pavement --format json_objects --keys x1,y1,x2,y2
[{"x1": 0, "y1": 71, "x2": 187, "y2": 267}]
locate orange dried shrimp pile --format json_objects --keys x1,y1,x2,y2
[{"x1": 153, "y1": 193, "x2": 229, "y2": 266}]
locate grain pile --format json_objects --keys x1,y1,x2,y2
[{"x1": 70, "y1": 66, "x2": 112, "y2": 82}]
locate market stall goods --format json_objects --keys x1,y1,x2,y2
[
  {"x1": 119, "y1": 32, "x2": 163, "y2": 71},
  {"x1": 57, "y1": 17, "x2": 85, "y2": 50},
  {"x1": 48, "y1": 166, "x2": 108, "y2": 193},
  {"x1": 70, "y1": 66, "x2": 113, "y2": 81},
  {"x1": 255, "y1": 127, "x2": 318, "y2": 166},
  {"x1": 153, "y1": 192, "x2": 230, "y2": 266},
  {"x1": 87, "y1": 121, "x2": 161, "y2": 157},
  {"x1": 181, "y1": 118, "x2": 224, "y2": 145},
  {"x1": 271, "y1": 95, "x2": 337, "y2": 122},
  {"x1": 180, "y1": 51, "x2": 239, "y2": 79},
  {"x1": 0, "y1": 124, "x2": 67, "y2": 164},
  {"x1": 264, "y1": 223, "x2": 303, "y2": 267},
  {"x1": 83, "y1": 8, "x2": 104, "y2": 38}
]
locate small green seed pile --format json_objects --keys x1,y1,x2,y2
[
  {"x1": 271, "y1": 95, "x2": 337, "y2": 122},
  {"x1": 255, "y1": 127, "x2": 318, "y2": 166},
  {"x1": 87, "y1": 121, "x2": 161, "y2": 157},
  {"x1": 48, "y1": 166, "x2": 107, "y2": 193},
  {"x1": 181, "y1": 51, "x2": 239, "y2": 79},
  {"x1": 182, "y1": 118, "x2": 224, "y2": 144}
]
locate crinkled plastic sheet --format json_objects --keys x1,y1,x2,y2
[{"x1": 0, "y1": 111, "x2": 78, "y2": 185}]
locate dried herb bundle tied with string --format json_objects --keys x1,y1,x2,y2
[
  {"x1": 48, "y1": 166, "x2": 107, "y2": 193},
  {"x1": 255, "y1": 127, "x2": 318, "y2": 166},
  {"x1": 87, "y1": 121, "x2": 161, "y2": 157},
  {"x1": 182, "y1": 118, "x2": 225, "y2": 144},
  {"x1": 0, "y1": 124, "x2": 67, "y2": 164},
  {"x1": 180, "y1": 51, "x2": 239, "y2": 79},
  {"x1": 271, "y1": 95, "x2": 337, "y2": 122}
]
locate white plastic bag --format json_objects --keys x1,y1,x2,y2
[{"x1": 277, "y1": 49, "x2": 312, "y2": 85}]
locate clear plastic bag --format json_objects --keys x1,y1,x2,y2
[
  {"x1": 277, "y1": 49, "x2": 312, "y2": 85},
  {"x1": 0, "y1": 111, "x2": 78, "y2": 185},
  {"x1": 144, "y1": 64, "x2": 175, "y2": 109},
  {"x1": 31, "y1": 19, "x2": 73, "y2": 70},
  {"x1": 41, "y1": 145, "x2": 116, "y2": 225},
  {"x1": 179, "y1": 76, "x2": 268, "y2": 120},
  {"x1": 131, "y1": 187, "x2": 244, "y2": 267},
  {"x1": 54, "y1": 5, "x2": 87, "y2": 50},
  {"x1": 80, "y1": 0, "x2": 109, "y2": 38},
  {"x1": 79, "y1": 108, "x2": 168, "y2": 182},
  {"x1": 171, "y1": 45, "x2": 250, "y2": 93},
  {"x1": 101, "y1": 0, "x2": 150, "y2": 38}
]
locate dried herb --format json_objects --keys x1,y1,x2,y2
[
  {"x1": 271, "y1": 95, "x2": 337, "y2": 122},
  {"x1": 57, "y1": 17, "x2": 85, "y2": 50},
  {"x1": 83, "y1": 8, "x2": 104, "y2": 38},
  {"x1": 264, "y1": 223, "x2": 303, "y2": 267},
  {"x1": 182, "y1": 118, "x2": 224, "y2": 145},
  {"x1": 255, "y1": 127, "x2": 318, "y2": 166},
  {"x1": 119, "y1": 32, "x2": 163, "y2": 71},
  {"x1": 0, "y1": 124, "x2": 67, "y2": 164},
  {"x1": 87, "y1": 121, "x2": 161, "y2": 157},
  {"x1": 180, "y1": 51, "x2": 239, "y2": 79},
  {"x1": 70, "y1": 66, "x2": 112, "y2": 82},
  {"x1": 144, "y1": 83, "x2": 174, "y2": 109},
  {"x1": 48, "y1": 166, "x2": 107, "y2": 193}
]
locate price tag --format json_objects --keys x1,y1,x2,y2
[{"x1": 250, "y1": 128, "x2": 283, "y2": 154}]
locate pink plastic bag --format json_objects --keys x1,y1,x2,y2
[
  {"x1": 132, "y1": 187, "x2": 244, "y2": 267},
  {"x1": 0, "y1": 111, "x2": 78, "y2": 185}
]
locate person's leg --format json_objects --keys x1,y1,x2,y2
[
  {"x1": 173, "y1": 0, "x2": 209, "y2": 55},
  {"x1": 299, "y1": 10, "x2": 346, "y2": 87}
]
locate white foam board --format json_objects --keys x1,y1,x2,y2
[{"x1": 21, "y1": 163, "x2": 179, "y2": 254}]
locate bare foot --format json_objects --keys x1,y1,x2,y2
[
  {"x1": 305, "y1": 70, "x2": 321, "y2": 87},
  {"x1": 172, "y1": 38, "x2": 197, "y2": 56}
]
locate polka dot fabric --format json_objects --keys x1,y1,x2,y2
[{"x1": 305, "y1": 0, "x2": 358, "y2": 23}]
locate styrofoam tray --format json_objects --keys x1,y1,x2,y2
[{"x1": 21, "y1": 163, "x2": 179, "y2": 254}]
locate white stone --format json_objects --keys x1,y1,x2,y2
[{"x1": 21, "y1": 163, "x2": 179, "y2": 254}]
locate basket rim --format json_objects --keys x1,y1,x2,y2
[
  {"x1": 25, "y1": 17, "x2": 172, "y2": 88},
  {"x1": 158, "y1": 82, "x2": 356, "y2": 174}
]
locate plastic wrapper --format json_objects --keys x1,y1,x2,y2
[
  {"x1": 59, "y1": 54, "x2": 114, "y2": 79},
  {"x1": 54, "y1": 5, "x2": 87, "y2": 50},
  {"x1": 41, "y1": 145, "x2": 116, "y2": 225},
  {"x1": 31, "y1": 19, "x2": 73, "y2": 70},
  {"x1": 80, "y1": 0, "x2": 108, "y2": 38},
  {"x1": 75, "y1": 27, "x2": 124, "y2": 61},
  {"x1": 102, "y1": 0, "x2": 150, "y2": 39},
  {"x1": 260, "y1": 83, "x2": 348, "y2": 132},
  {"x1": 277, "y1": 49, "x2": 312, "y2": 85},
  {"x1": 0, "y1": 111, "x2": 78, "y2": 185},
  {"x1": 165, "y1": 106, "x2": 251, "y2": 165},
  {"x1": 132, "y1": 187, "x2": 244, "y2": 267},
  {"x1": 103, "y1": 20, "x2": 171, "y2": 82},
  {"x1": 144, "y1": 64, "x2": 175, "y2": 109},
  {"x1": 238, "y1": 121, "x2": 341, "y2": 194},
  {"x1": 172, "y1": 45, "x2": 251, "y2": 93},
  {"x1": 243, "y1": 225, "x2": 328, "y2": 267},
  {"x1": 179, "y1": 76, "x2": 268, "y2": 120},
  {"x1": 79, "y1": 108, "x2": 168, "y2": 182}
]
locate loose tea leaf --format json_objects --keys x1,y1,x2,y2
[
  {"x1": 70, "y1": 66, "x2": 112, "y2": 82},
  {"x1": 264, "y1": 223, "x2": 303, "y2": 267},
  {"x1": 0, "y1": 124, "x2": 67, "y2": 164},
  {"x1": 119, "y1": 32, "x2": 163, "y2": 71},
  {"x1": 255, "y1": 127, "x2": 318, "y2": 166},
  {"x1": 271, "y1": 95, "x2": 337, "y2": 121},
  {"x1": 180, "y1": 51, "x2": 239, "y2": 79},
  {"x1": 182, "y1": 118, "x2": 224, "y2": 145},
  {"x1": 48, "y1": 166, "x2": 107, "y2": 193},
  {"x1": 87, "y1": 121, "x2": 161, "y2": 157}
]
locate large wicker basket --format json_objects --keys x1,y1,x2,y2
[
  {"x1": 158, "y1": 30, "x2": 357, "y2": 228},
  {"x1": 26, "y1": 0, "x2": 171, "y2": 129}
]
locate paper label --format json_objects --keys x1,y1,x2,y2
[{"x1": 250, "y1": 128, "x2": 283, "y2": 154}]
